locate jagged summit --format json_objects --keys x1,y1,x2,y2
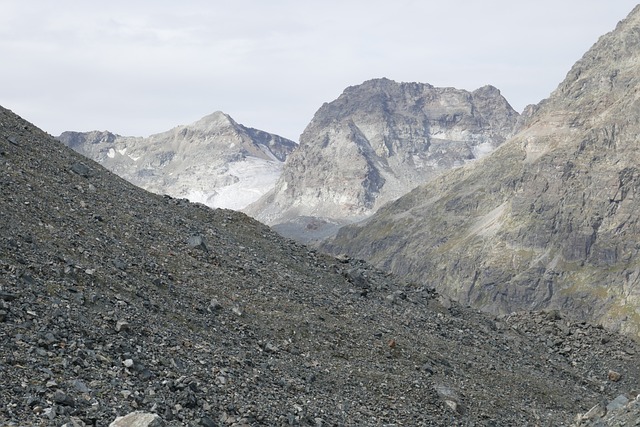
[
  {"x1": 324, "y1": 6, "x2": 640, "y2": 338},
  {"x1": 190, "y1": 110, "x2": 235, "y2": 129},
  {"x1": 246, "y1": 78, "x2": 519, "y2": 241},
  {"x1": 58, "y1": 111, "x2": 297, "y2": 211}
]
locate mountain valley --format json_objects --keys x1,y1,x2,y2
[
  {"x1": 2, "y1": 105, "x2": 639, "y2": 425},
  {"x1": 3, "y1": 5, "x2": 640, "y2": 426}
]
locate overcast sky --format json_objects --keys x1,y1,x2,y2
[{"x1": 1, "y1": 1, "x2": 637, "y2": 141}]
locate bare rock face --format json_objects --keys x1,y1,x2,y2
[
  {"x1": 324, "y1": 6, "x2": 640, "y2": 338},
  {"x1": 246, "y1": 78, "x2": 518, "y2": 238},
  {"x1": 58, "y1": 112, "x2": 297, "y2": 210}
]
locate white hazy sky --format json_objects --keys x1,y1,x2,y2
[{"x1": 1, "y1": 1, "x2": 637, "y2": 141}]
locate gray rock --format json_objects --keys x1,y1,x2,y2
[
  {"x1": 71, "y1": 379, "x2": 90, "y2": 393},
  {"x1": 187, "y1": 235, "x2": 208, "y2": 252},
  {"x1": 71, "y1": 162, "x2": 92, "y2": 177},
  {"x1": 0, "y1": 291, "x2": 17, "y2": 301},
  {"x1": 606, "y1": 394, "x2": 629, "y2": 412},
  {"x1": 113, "y1": 258, "x2": 127, "y2": 271},
  {"x1": 200, "y1": 416, "x2": 217, "y2": 427},
  {"x1": 208, "y1": 298, "x2": 222, "y2": 312},
  {"x1": 109, "y1": 411, "x2": 165, "y2": 427},
  {"x1": 116, "y1": 319, "x2": 130, "y2": 332},
  {"x1": 53, "y1": 390, "x2": 74, "y2": 407}
]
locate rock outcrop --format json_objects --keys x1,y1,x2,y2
[
  {"x1": 246, "y1": 78, "x2": 518, "y2": 241},
  {"x1": 2, "y1": 105, "x2": 639, "y2": 425},
  {"x1": 58, "y1": 111, "x2": 297, "y2": 210},
  {"x1": 324, "y1": 6, "x2": 640, "y2": 338}
]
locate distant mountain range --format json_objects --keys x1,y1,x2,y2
[
  {"x1": 324, "y1": 5, "x2": 640, "y2": 339},
  {"x1": 60, "y1": 80, "x2": 520, "y2": 243},
  {"x1": 57, "y1": 111, "x2": 297, "y2": 210}
]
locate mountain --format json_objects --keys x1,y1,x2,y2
[
  {"x1": 2, "y1": 106, "x2": 639, "y2": 425},
  {"x1": 57, "y1": 111, "x2": 297, "y2": 211},
  {"x1": 324, "y1": 6, "x2": 640, "y2": 339},
  {"x1": 246, "y1": 78, "x2": 519, "y2": 241}
]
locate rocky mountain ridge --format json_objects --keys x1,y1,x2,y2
[
  {"x1": 57, "y1": 111, "x2": 297, "y2": 211},
  {"x1": 2, "y1": 105, "x2": 639, "y2": 425},
  {"x1": 246, "y1": 78, "x2": 519, "y2": 241},
  {"x1": 324, "y1": 6, "x2": 640, "y2": 339}
]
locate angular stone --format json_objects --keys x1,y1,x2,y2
[
  {"x1": 113, "y1": 258, "x2": 127, "y2": 271},
  {"x1": 116, "y1": 319, "x2": 130, "y2": 332},
  {"x1": 71, "y1": 379, "x2": 90, "y2": 393},
  {"x1": 0, "y1": 291, "x2": 17, "y2": 301},
  {"x1": 187, "y1": 235, "x2": 208, "y2": 252},
  {"x1": 608, "y1": 370, "x2": 622, "y2": 382},
  {"x1": 71, "y1": 162, "x2": 92, "y2": 178},
  {"x1": 606, "y1": 394, "x2": 630, "y2": 412},
  {"x1": 200, "y1": 416, "x2": 217, "y2": 427},
  {"x1": 109, "y1": 411, "x2": 165, "y2": 427}
]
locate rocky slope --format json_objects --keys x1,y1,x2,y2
[
  {"x1": 246, "y1": 78, "x2": 518, "y2": 241},
  {"x1": 57, "y1": 112, "x2": 297, "y2": 211},
  {"x1": 324, "y1": 6, "x2": 640, "y2": 339},
  {"x1": 2, "y1": 106, "x2": 640, "y2": 426}
]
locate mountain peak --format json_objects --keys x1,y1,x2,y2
[
  {"x1": 187, "y1": 110, "x2": 238, "y2": 132},
  {"x1": 57, "y1": 111, "x2": 297, "y2": 210},
  {"x1": 247, "y1": 79, "x2": 518, "y2": 240}
]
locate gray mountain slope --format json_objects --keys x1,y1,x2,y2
[
  {"x1": 324, "y1": 6, "x2": 640, "y2": 339},
  {"x1": 58, "y1": 111, "x2": 297, "y2": 210},
  {"x1": 2, "y1": 105, "x2": 639, "y2": 426},
  {"x1": 246, "y1": 78, "x2": 518, "y2": 240}
]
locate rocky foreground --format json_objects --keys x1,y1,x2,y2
[{"x1": 1, "y1": 105, "x2": 639, "y2": 426}]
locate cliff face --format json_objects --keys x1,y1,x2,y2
[
  {"x1": 246, "y1": 78, "x2": 518, "y2": 239},
  {"x1": 324, "y1": 7, "x2": 640, "y2": 338},
  {"x1": 58, "y1": 112, "x2": 297, "y2": 210}
]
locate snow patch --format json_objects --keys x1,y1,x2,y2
[
  {"x1": 107, "y1": 148, "x2": 116, "y2": 159},
  {"x1": 186, "y1": 157, "x2": 283, "y2": 211},
  {"x1": 412, "y1": 155, "x2": 424, "y2": 168}
]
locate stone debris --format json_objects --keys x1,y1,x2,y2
[{"x1": 574, "y1": 393, "x2": 640, "y2": 426}]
